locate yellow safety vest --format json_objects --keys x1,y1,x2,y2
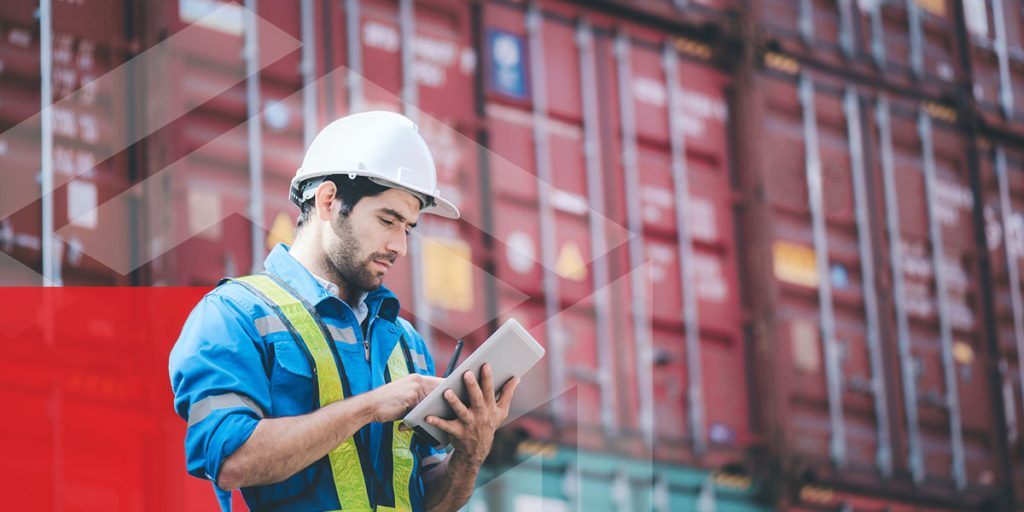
[{"x1": 233, "y1": 274, "x2": 416, "y2": 511}]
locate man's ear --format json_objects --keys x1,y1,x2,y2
[{"x1": 315, "y1": 181, "x2": 337, "y2": 222}]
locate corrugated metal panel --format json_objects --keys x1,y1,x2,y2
[
  {"x1": 978, "y1": 139, "x2": 1024, "y2": 505},
  {"x1": 741, "y1": 60, "x2": 1004, "y2": 505},
  {"x1": 481, "y1": 1, "x2": 751, "y2": 469},
  {"x1": 484, "y1": 1, "x2": 618, "y2": 451},
  {"x1": 608, "y1": 25, "x2": 748, "y2": 466},
  {"x1": 0, "y1": 4, "x2": 135, "y2": 286}
]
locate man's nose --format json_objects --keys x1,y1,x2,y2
[{"x1": 385, "y1": 230, "x2": 407, "y2": 258}]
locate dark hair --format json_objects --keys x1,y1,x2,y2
[{"x1": 295, "y1": 176, "x2": 390, "y2": 230}]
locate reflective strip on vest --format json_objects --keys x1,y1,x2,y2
[
  {"x1": 236, "y1": 275, "x2": 372, "y2": 511},
  {"x1": 386, "y1": 344, "x2": 415, "y2": 512},
  {"x1": 234, "y1": 274, "x2": 416, "y2": 511}
]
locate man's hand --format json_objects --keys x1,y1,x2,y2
[
  {"x1": 426, "y1": 363, "x2": 520, "y2": 465},
  {"x1": 369, "y1": 373, "x2": 443, "y2": 423}
]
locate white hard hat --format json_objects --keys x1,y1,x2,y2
[{"x1": 290, "y1": 111, "x2": 460, "y2": 219}]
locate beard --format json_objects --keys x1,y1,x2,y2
[{"x1": 326, "y1": 214, "x2": 396, "y2": 293}]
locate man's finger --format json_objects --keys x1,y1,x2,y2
[
  {"x1": 444, "y1": 389, "x2": 472, "y2": 421},
  {"x1": 463, "y1": 370, "x2": 485, "y2": 408},
  {"x1": 398, "y1": 422, "x2": 411, "y2": 432},
  {"x1": 480, "y1": 363, "x2": 496, "y2": 403},
  {"x1": 427, "y1": 416, "x2": 461, "y2": 436},
  {"x1": 497, "y1": 376, "x2": 521, "y2": 410}
]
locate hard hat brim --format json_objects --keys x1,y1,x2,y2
[{"x1": 421, "y1": 195, "x2": 460, "y2": 220}]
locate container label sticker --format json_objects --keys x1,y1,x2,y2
[
  {"x1": 506, "y1": 231, "x2": 536, "y2": 275},
  {"x1": 830, "y1": 264, "x2": 849, "y2": 290},
  {"x1": 915, "y1": 0, "x2": 947, "y2": 17},
  {"x1": 488, "y1": 30, "x2": 527, "y2": 100},
  {"x1": 964, "y1": 0, "x2": 989, "y2": 38},
  {"x1": 266, "y1": 212, "x2": 294, "y2": 251},
  {"x1": 423, "y1": 237, "x2": 474, "y2": 312},
  {"x1": 953, "y1": 340, "x2": 974, "y2": 366},
  {"x1": 791, "y1": 319, "x2": 821, "y2": 374},
  {"x1": 772, "y1": 241, "x2": 819, "y2": 287},
  {"x1": 68, "y1": 180, "x2": 97, "y2": 229},
  {"x1": 555, "y1": 241, "x2": 586, "y2": 281}
]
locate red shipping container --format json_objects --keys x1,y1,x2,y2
[
  {"x1": 604, "y1": 23, "x2": 750, "y2": 469},
  {"x1": 736, "y1": 58, "x2": 1003, "y2": 506},
  {"x1": 482, "y1": 1, "x2": 752, "y2": 472}
]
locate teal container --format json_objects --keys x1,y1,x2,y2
[{"x1": 467, "y1": 445, "x2": 770, "y2": 512}]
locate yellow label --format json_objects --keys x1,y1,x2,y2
[
  {"x1": 953, "y1": 340, "x2": 975, "y2": 365},
  {"x1": 916, "y1": 0, "x2": 946, "y2": 17},
  {"x1": 423, "y1": 237, "x2": 474, "y2": 312},
  {"x1": 267, "y1": 211, "x2": 295, "y2": 250},
  {"x1": 555, "y1": 241, "x2": 587, "y2": 281},
  {"x1": 773, "y1": 241, "x2": 819, "y2": 287}
]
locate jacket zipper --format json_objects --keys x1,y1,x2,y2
[{"x1": 364, "y1": 317, "x2": 375, "y2": 362}]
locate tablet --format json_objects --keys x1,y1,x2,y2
[{"x1": 402, "y1": 317, "x2": 545, "y2": 447}]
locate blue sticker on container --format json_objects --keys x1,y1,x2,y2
[
  {"x1": 830, "y1": 263, "x2": 849, "y2": 290},
  {"x1": 488, "y1": 30, "x2": 527, "y2": 100},
  {"x1": 708, "y1": 422, "x2": 735, "y2": 445}
]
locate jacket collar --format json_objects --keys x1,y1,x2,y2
[{"x1": 263, "y1": 243, "x2": 401, "y2": 321}]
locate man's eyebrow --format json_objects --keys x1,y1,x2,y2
[{"x1": 378, "y1": 208, "x2": 417, "y2": 229}]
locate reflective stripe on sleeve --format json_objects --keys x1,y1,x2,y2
[
  {"x1": 188, "y1": 393, "x2": 264, "y2": 426},
  {"x1": 254, "y1": 314, "x2": 288, "y2": 337}
]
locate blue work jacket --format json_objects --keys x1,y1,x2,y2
[{"x1": 169, "y1": 244, "x2": 446, "y2": 511}]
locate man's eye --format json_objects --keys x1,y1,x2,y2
[{"x1": 380, "y1": 218, "x2": 394, "y2": 226}]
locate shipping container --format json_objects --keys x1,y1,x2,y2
[
  {"x1": 734, "y1": 52, "x2": 1006, "y2": 506},
  {"x1": 962, "y1": 0, "x2": 1024, "y2": 137},
  {"x1": 481, "y1": 0, "x2": 753, "y2": 474},
  {"x1": 976, "y1": 137, "x2": 1024, "y2": 509},
  {"x1": 0, "y1": 2, "x2": 136, "y2": 286},
  {"x1": 752, "y1": 0, "x2": 964, "y2": 97},
  {"x1": 478, "y1": 441, "x2": 768, "y2": 512}
]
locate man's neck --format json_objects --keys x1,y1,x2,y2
[{"x1": 289, "y1": 238, "x2": 364, "y2": 309}]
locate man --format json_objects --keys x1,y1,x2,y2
[{"x1": 169, "y1": 111, "x2": 519, "y2": 511}]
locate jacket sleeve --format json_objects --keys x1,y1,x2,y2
[{"x1": 168, "y1": 292, "x2": 270, "y2": 487}]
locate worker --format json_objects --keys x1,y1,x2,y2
[{"x1": 168, "y1": 111, "x2": 520, "y2": 511}]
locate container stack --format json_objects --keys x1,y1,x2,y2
[{"x1": 4, "y1": 0, "x2": 1024, "y2": 510}]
